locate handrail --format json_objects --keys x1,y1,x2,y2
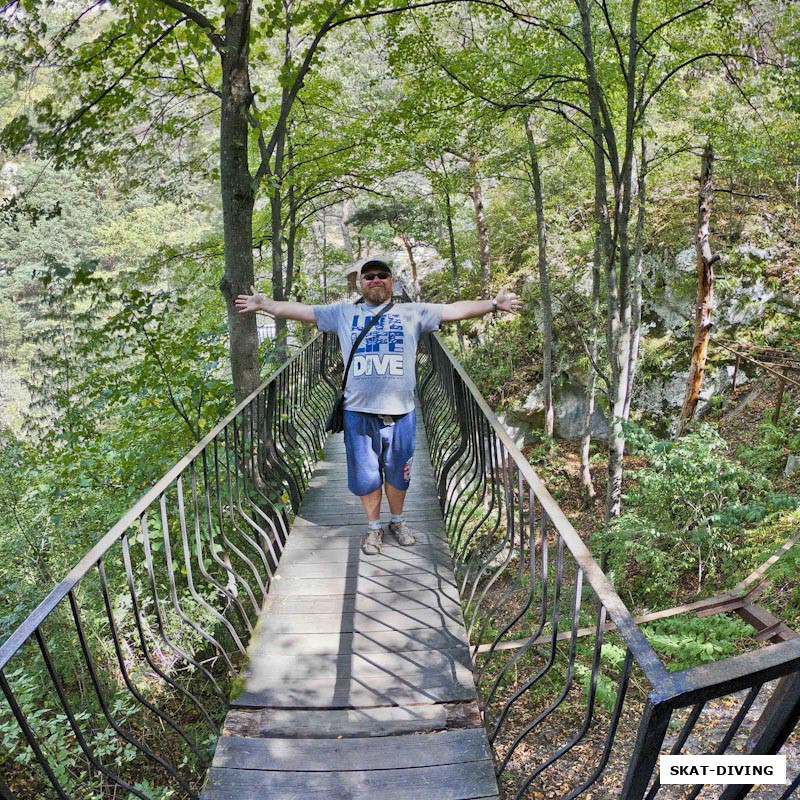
[
  {"x1": 426, "y1": 334, "x2": 668, "y2": 686},
  {"x1": 0, "y1": 336, "x2": 334, "y2": 673},
  {"x1": 0, "y1": 332, "x2": 340, "y2": 799},
  {"x1": 417, "y1": 331, "x2": 800, "y2": 800}
]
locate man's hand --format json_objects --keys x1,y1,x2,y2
[
  {"x1": 235, "y1": 286, "x2": 267, "y2": 314},
  {"x1": 494, "y1": 288, "x2": 522, "y2": 314}
]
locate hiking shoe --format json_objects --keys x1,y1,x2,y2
[
  {"x1": 362, "y1": 527, "x2": 383, "y2": 555},
  {"x1": 389, "y1": 520, "x2": 416, "y2": 547}
]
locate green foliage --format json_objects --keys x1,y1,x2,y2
[
  {"x1": 593, "y1": 423, "x2": 798, "y2": 608},
  {"x1": 458, "y1": 313, "x2": 543, "y2": 410},
  {"x1": 736, "y1": 410, "x2": 800, "y2": 476},
  {"x1": 642, "y1": 615, "x2": 757, "y2": 672}
]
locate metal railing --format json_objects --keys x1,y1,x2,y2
[
  {"x1": 0, "y1": 332, "x2": 340, "y2": 800},
  {"x1": 417, "y1": 332, "x2": 800, "y2": 800},
  {"x1": 4, "y1": 321, "x2": 799, "y2": 800}
]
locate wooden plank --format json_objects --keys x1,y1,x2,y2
[
  {"x1": 247, "y1": 625, "x2": 469, "y2": 657},
  {"x1": 291, "y1": 515, "x2": 445, "y2": 531},
  {"x1": 268, "y1": 570, "x2": 460, "y2": 598},
  {"x1": 242, "y1": 646, "x2": 472, "y2": 684},
  {"x1": 283, "y1": 532, "x2": 449, "y2": 553},
  {"x1": 201, "y1": 761, "x2": 499, "y2": 800},
  {"x1": 260, "y1": 588, "x2": 462, "y2": 616},
  {"x1": 294, "y1": 509, "x2": 446, "y2": 527},
  {"x1": 298, "y1": 500, "x2": 442, "y2": 519},
  {"x1": 281, "y1": 526, "x2": 452, "y2": 564},
  {"x1": 287, "y1": 524, "x2": 447, "y2": 540},
  {"x1": 253, "y1": 606, "x2": 466, "y2": 635},
  {"x1": 211, "y1": 728, "x2": 491, "y2": 771},
  {"x1": 273, "y1": 556, "x2": 455, "y2": 581},
  {"x1": 257, "y1": 606, "x2": 465, "y2": 632},
  {"x1": 232, "y1": 668, "x2": 477, "y2": 708},
  {"x1": 221, "y1": 703, "x2": 484, "y2": 739}
]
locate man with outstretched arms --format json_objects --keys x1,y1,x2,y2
[{"x1": 235, "y1": 257, "x2": 521, "y2": 555}]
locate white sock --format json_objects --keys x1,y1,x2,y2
[
  {"x1": 368, "y1": 519, "x2": 383, "y2": 531},
  {"x1": 390, "y1": 514, "x2": 404, "y2": 525}
]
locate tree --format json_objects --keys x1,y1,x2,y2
[
  {"x1": 0, "y1": 0, "x2": 436, "y2": 404},
  {"x1": 347, "y1": 197, "x2": 438, "y2": 298},
  {"x1": 677, "y1": 143, "x2": 718, "y2": 435}
]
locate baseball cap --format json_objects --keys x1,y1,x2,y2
[{"x1": 359, "y1": 257, "x2": 392, "y2": 275}]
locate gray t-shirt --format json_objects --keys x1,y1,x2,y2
[{"x1": 313, "y1": 301, "x2": 443, "y2": 415}]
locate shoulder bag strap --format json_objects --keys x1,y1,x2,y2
[{"x1": 340, "y1": 301, "x2": 394, "y2": 393}]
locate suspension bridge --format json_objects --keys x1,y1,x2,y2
[{"x1": 1, "y1": 330, "x2": 798, "y2": 800}]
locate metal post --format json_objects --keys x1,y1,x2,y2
[
  {"x1": 619, "y1": 697, "x2": 673, "y2": 800},
  {"x1": 719, "y1": 671, "x2": 800, "y2": 800}
]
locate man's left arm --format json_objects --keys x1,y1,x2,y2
[{"x1": 440, "y1": 288, "x2": 522, "y2": 322}]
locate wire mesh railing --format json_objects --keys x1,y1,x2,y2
[
  {"x1": 0, "y1": 332, "x2": 340, "y2": 800},
  {"x1": 416, "y1": 331, "x2": 800, "y2": 800}
]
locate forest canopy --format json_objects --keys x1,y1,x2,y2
[{"x1": 1, "y1": 0, "x2": 798, "y2": 621}]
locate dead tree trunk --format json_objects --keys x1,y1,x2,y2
[
  {"x1": 401, "y1": 233, "x2": 420, "y2": 300},
  {"x1": 442, "y1": 176, "x2": 465, "y2": 353},
  {"x1": 677, "y1": 144, "x2": 718, "y2": 436}
]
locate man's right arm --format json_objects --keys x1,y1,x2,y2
[{"x1": 235, "y1": 290, "x2": 317, "y2": 324}]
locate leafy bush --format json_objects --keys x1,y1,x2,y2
[
  {"x1": 593, "y1": 422, "x2": 798, "y2": 608},
  {"x1": 642, "y1": 615, "x2": 757, "y2": 672},
  {"x1": 457, "y1": 313, "x2": 543, "y2": 409},
  {"x1": 736, "y1": 411, "x2": 800, "y2": 476}
]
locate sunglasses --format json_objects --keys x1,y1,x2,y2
[{"x1": 362, "y1": 271, "x2": 391, "y2": 281}]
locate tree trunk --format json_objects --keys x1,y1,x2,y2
[
  {"x1": 270, "y1": 111, "x2": 288, "y2": 358},
  {"x1": 219, "y1": 0, "x2": 260, "y2": 406},
  {"x1": 401, "y1": 233, "x2": 420, "y2": 300},
  {"x1": 576, "y1": 0, "x2": 626, "y2": 521},
  {"x1": 580, "y1": 258, "x2": 601, "y2": 506},
  {"x1": 469, "y1": 150, "x2": 491, "y2": 298},
  {"x1": 341, "y1": 199, "x2": 354, "y2": 257},
  {"x1": 677, "y1": 143, "x2": 716, "y2": 435},
  {"x1": 624, "y1": 136, "x2": 647, "y2": 420},
  {"x1": 442, "y1": 181, "x2": 465, "y2": 352},
  {"x1": 525, "y1": 117, "x2": 554, "y2": 437}
]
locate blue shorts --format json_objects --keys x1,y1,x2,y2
[{"x1": 343, "y1": 410, "x2": 416, "y2": 496}]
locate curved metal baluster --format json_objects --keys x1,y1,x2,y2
[
  {"x1": 36, "y1": 619, "x2": 151, "y2": 799},
  {"x1": 96, "y1": 557, "x2": 208, "y2": 766},
  {"x1": 490, "y1": 535, "x2": 566, "y2": 751},
  {"x1": 67, "y1": 588, "x2": 200, "y2": 794},
  {"x1": 211, "y1": 434, "x2": 270, "y2": 598},
  {"x1": 183, "y1": 469, "x2": 252, "y2": 640},
  {"x1": 137, "y1": 512, "x2": 227, "y2": 700},
  {"x1": 228, "y1": 415, "x2": 286, "y2": 572},
  {"x1": 0, "y1": 669, "x2": 70, "y2": 800},
  {"x1": 159, "y1": 491, "x2": 236, "y2": 674},
  {"x1": 199, "y1": 447, "x2": 261, "y2": 618},
  {"x1": 119, "y1": 534, "x2": 219, "y2": 735},
  {"x1": 564, "y1": 647, "x2": 635, "y2": 799},
  {"x1": 513, "y1": 600, "x2": 606, "y2": 798}
]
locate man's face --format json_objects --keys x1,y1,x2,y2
[{"x1": 360, "y1": 268, "x2": 393, "y2": 305}]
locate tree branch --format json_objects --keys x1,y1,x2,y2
[{"x1": 156, "y1": 0, "x2": 223, "y2": 50}]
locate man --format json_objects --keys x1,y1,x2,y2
[{"x1": 235, "y1": 257, "x2": 521, "y2": 555}]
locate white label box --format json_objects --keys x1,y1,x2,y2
[{"x1": 660, "y1": 755, "x2": 787, "y2": 785}]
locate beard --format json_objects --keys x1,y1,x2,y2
[{"x1": 362, "y1": 283, "x2": 392, "y2": 305}]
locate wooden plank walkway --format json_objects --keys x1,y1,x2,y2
[{"x1": 201, "y1": 416, "x2": 499, "y2": 800}]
